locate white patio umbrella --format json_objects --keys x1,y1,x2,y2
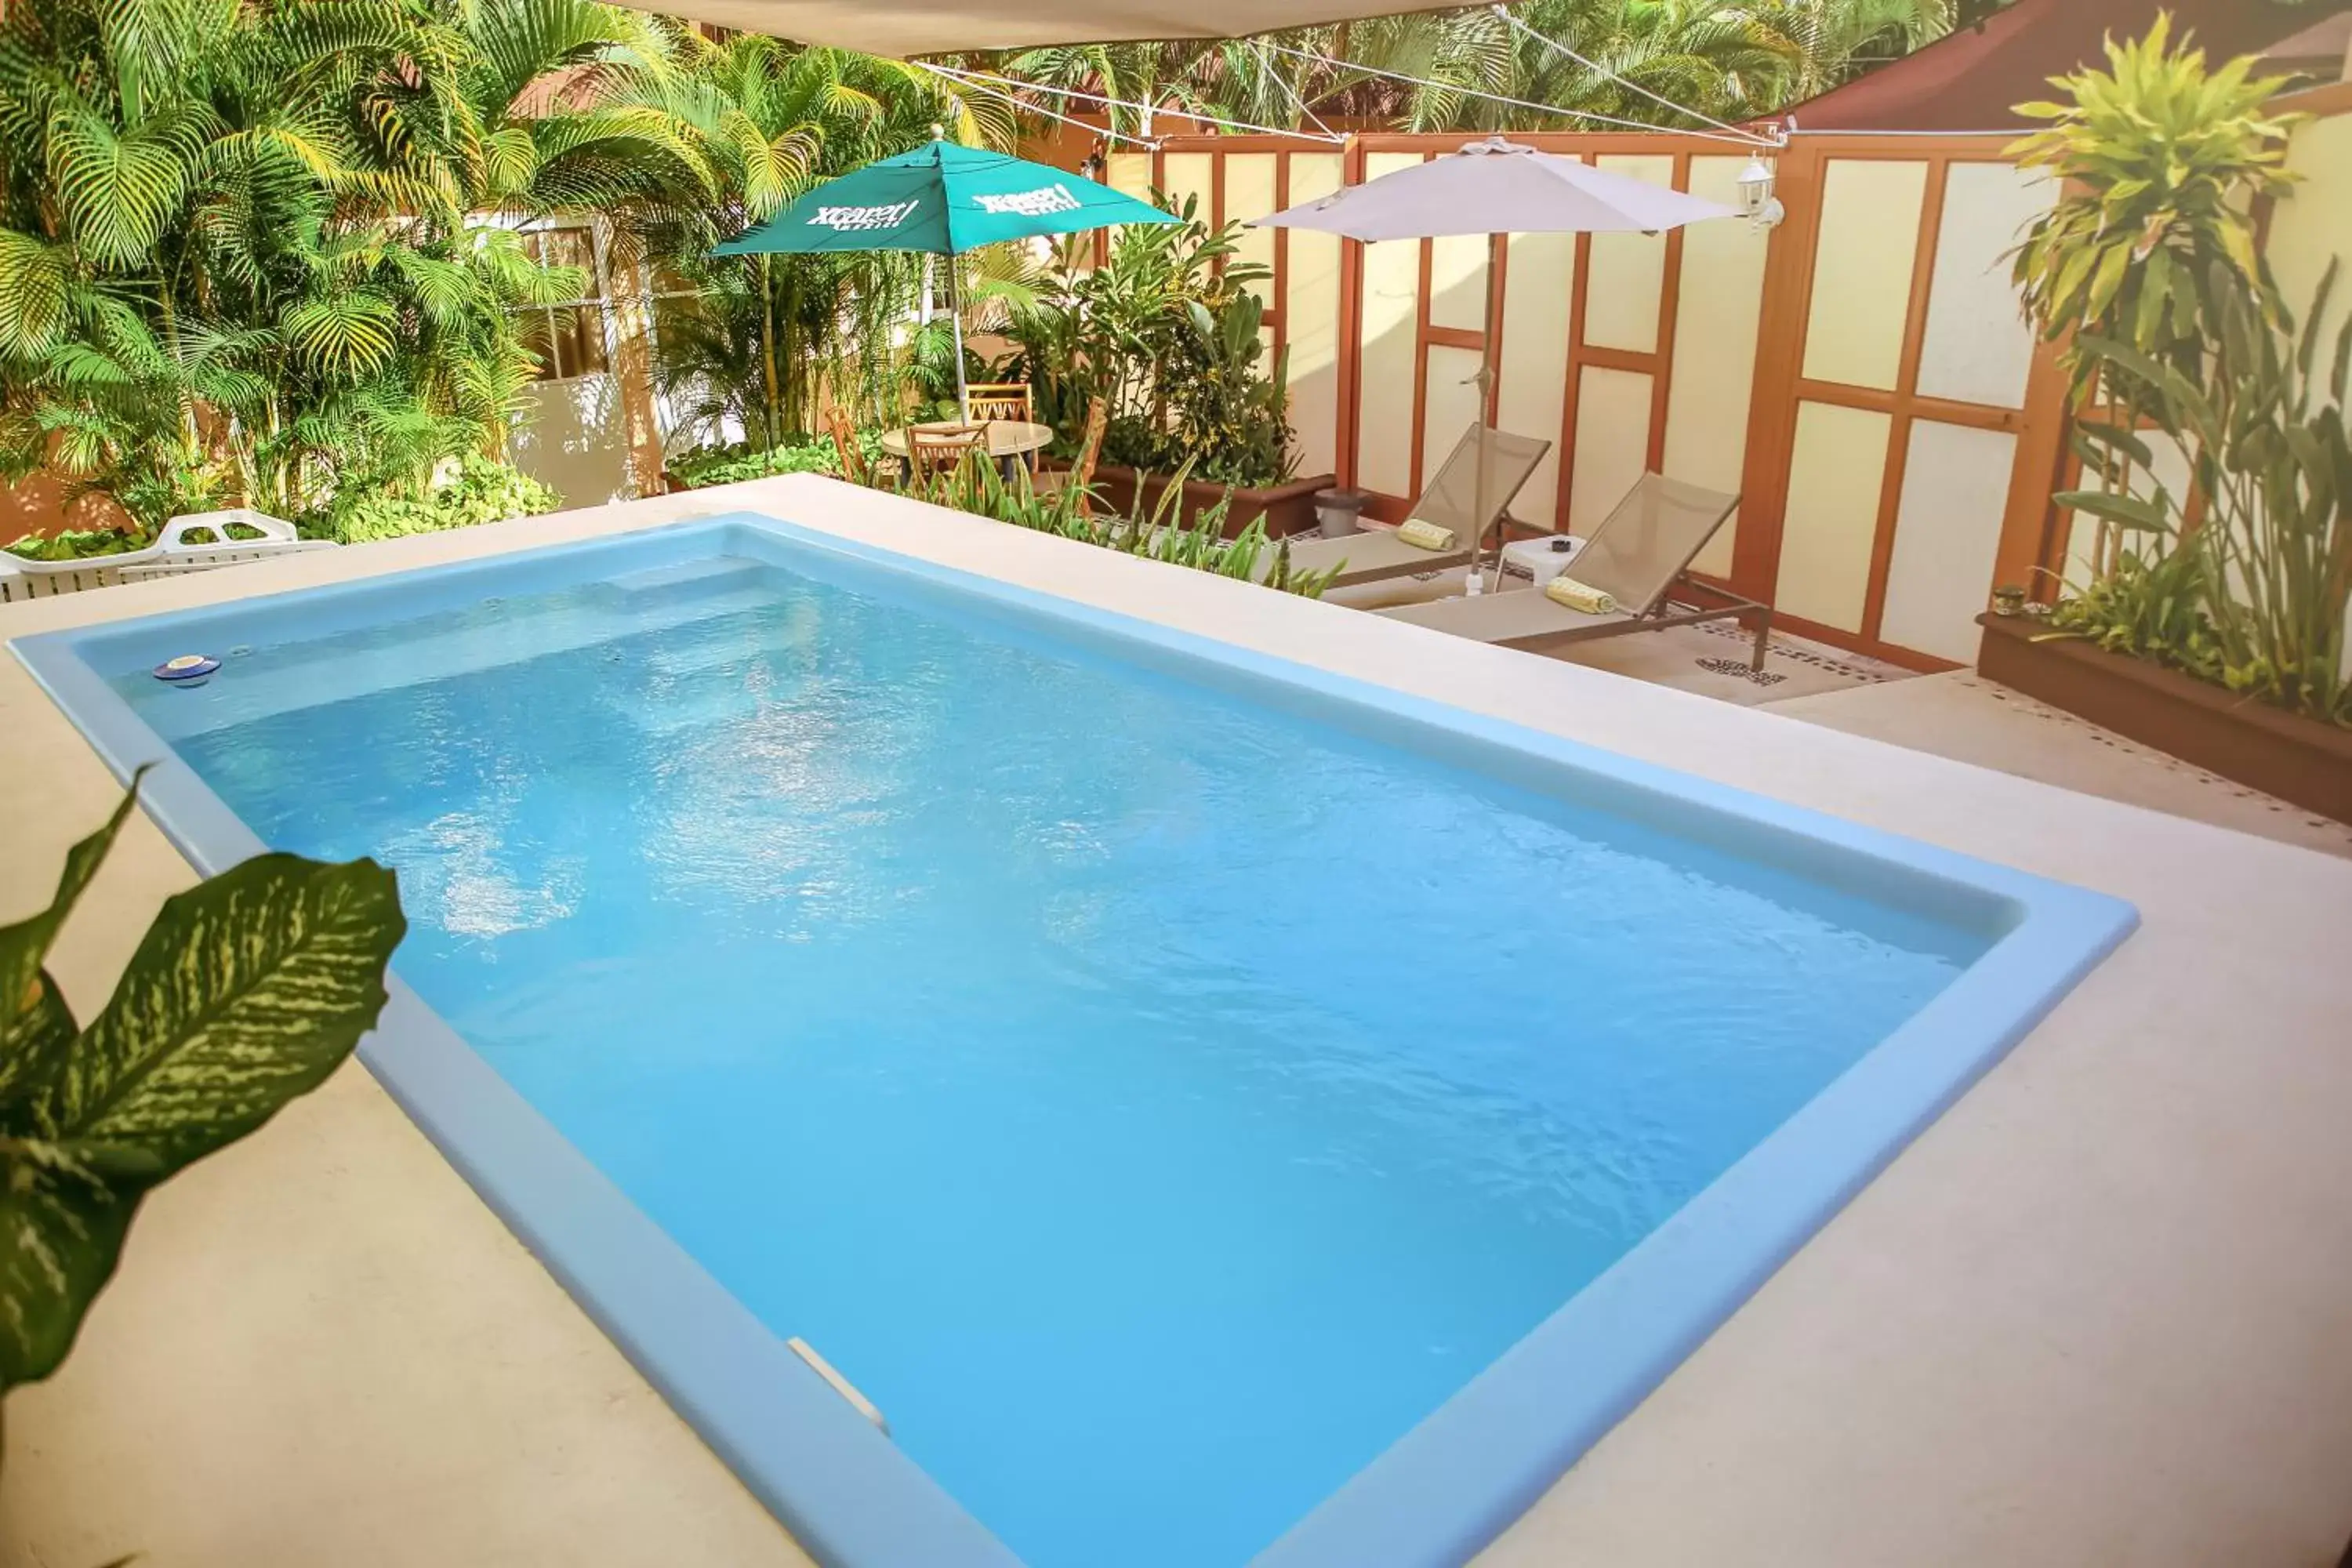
[{"x1": 1254, "y1": 138, "x2": 1739, "y2": 590}]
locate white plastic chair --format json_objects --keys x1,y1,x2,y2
[{"x1": 1, "y1": 509, "x2": 335, "y2": 601}]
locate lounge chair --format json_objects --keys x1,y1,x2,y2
[
  {"x1": 1257, "y1": 423, "x2": 1549, "y2": 589},
  {"x1": 1377, "y1": 472, "x2": 1770, "y2": 670},
  {"x1": 1, "y1": 509, "x2": 334, "y2": 601}
]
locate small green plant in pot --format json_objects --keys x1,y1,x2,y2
[{"x1": 0, "y1": 782, "x2": 406, "y2": 1399}]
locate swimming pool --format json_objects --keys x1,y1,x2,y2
[{"x1": 14, "y1": 514, "x2": 2135, "y2": 1567}]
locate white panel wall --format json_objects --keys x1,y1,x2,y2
[
  {"x1": 1777, "y1": 401, "x2": 1890, "y2": 630},
  {"x1": 1666, "y1": 154, "x2": 1769, "y2": 578},
  {"x1": 1497, "y1": 230, "x2": 1576, "y2": 527},
  {"x1": 1283, "y1": 153, "x2": 1345, "y2": 481},
  {"x1": 1802, "y1": 161, "x2": 1929, "y2": 391},
  {"x1": 1422, "y1": 344, "x2": 1486, "y2": 500},
  {"x1": 1878, "y1": 422, "x2": 2020, "y2": 660},
  {"x1": 1567, "y1": 367, "x2": 1651, "y2": 533},
  {"x1": 1584, "y1": 154, "x2": 1671, "y2": 354},
  {"x1": 1428, "y1": 233, "x2": 1489, "y2": 333},
  {"x1": 2270, "y1": 110, "x2": 2352, "y2": 364},
  {"x1": 1355, "y1": 152, "x2": 1424, "y2": 497},
  {"x1": 1105, "y1": 152, "x2": 1152, "y2": 201},
  {"x1": 1223, "y1": 153, "x2": 1279, "y2": 297},
  {"x1": 1915, "y1": 162, "x2": 2054, "y2": 408},
  {"x1": 1160, "y1": 152, "x2": 1213, "y2": 220}
]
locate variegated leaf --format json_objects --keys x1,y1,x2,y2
[
  {"x1": 38, "y1": 855, "x2": 405, "y2": 1177},
  {"x1": 0, "y1": 782, "x2": 141, "y2": 1057},
  {"x1": 0, "y1": 1132, "x2": 161, "y2": 1390},
  {"x1": 0, "y1": 974, "x2": 77, "y2": 1132}
]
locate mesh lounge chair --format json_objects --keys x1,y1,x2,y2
[
  {"x1": 1258, "y1": 423, "x2": 1549, "y2": 588},
  {"x1": 1377, "y1": 472, "x2": 1770, "y2": 670}
]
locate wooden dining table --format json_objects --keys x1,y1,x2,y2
[{"x1": 879, "y1": 419, "x2": 1054, "y2": 468}]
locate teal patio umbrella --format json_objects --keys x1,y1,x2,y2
[{"x1": 714, "y1": 136, "x2": 1176, "y2": 422}]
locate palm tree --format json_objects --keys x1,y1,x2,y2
[
  {"x1": 0, "y1": 0, "x2": 697, "y2": 529},
  {"x1": 608, "y1": 29, "x2": 1019, "y2": 445}
]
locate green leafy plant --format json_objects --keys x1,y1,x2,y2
[
  {"x1": 316, "y1": 454, "x2": 557, "y2": 545},
  {"x1": 2008, "y1": 16, "x2": 2303, "y2": 582},
  {"x1": 2058, "y1": 262, "x2": 2352, "y2": 726},
  {"x1": 998, "y1": 195, "x2": 1298, "y2": 489},
  {"x1": 0, "y1": 782, "x2": 406, "y2": 1393},
  {"x1": 3, "y1": 527, "x2": 148, "y2": 563},
  {"x1": 669, "y1": 430, "x2": 887, "y2": 488},
  {"x1": 905, "y1": 449, "x2": 1337, "y2": 597}
]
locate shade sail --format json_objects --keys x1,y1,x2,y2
[
  {"x1": 1251, "y1": 137, "x2": 1737, "y2": 242},
  {"x1": 1780, "y1": 0, "x2": 2329, "y2": 132},
  {"x1": 624, "y1": 0, "x2": 1468, "y2": 57},
  {"x1": 714, "y1": 140, "x2": 1174, "y2": 256}
]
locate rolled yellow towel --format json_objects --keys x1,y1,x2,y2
[
  {"x1": 1394, "y1": 517, "x2": 1456, "y2": 552},
  {"x1": 1544, "y1": 575, "x2": 1617, "y2": 615}
]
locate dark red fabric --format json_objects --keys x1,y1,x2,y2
[{"x1": 1779, "y1": 0, "x2": 2330, "y2": 132}]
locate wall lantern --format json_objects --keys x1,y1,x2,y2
[{"x1": 1737, "y1": 156, "x2": 1784, "y2": 230}]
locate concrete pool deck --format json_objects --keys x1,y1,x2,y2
[{"x1": 4, "y1": 475, "x2": 2350, "y2": 1567}]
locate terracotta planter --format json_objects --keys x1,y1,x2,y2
[
  {"x1": 1976, "y1": 612, "x2": 2352, "y2": 825},
  {"x1": 1079, "y1": 464, "x2": 1335, "y2": 539}
]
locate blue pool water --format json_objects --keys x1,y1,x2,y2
[{"x1": 114, "y1": 542, "x2": 1989, "y2": 1566}]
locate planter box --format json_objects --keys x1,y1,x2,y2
[
  {"x1": 1976, "y1": 612, "x2": 2352, "y2": 825},
  {"x1": 1080, "y1": 465, "x2": 1335, "y2": 539}
]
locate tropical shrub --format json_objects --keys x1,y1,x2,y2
[
  {"x1": 1000, "y1": 196, "x2": 1298, "y2": 489},
  {"x1": 608, "y1": 31, "x2": 1016, "y2": 448},
  {"x1": 2060, "y1": 265, "x2": 2351, "y2": 725},
  {"x1": 0, "y1": 782, "x2": 406, "y2": 1392},
  {"x1": 904, "y1": 449, "x2": 1336, "y2": 597},
  {"x1": 0, "y1": 0, "x2": 709, "y2": 529},
  {"x1": 3, "y1": 526, "x2": 149, "y2": 563},
  {"x1": 2014, "y1": 23, "x2": 2348, "y2": 727},
  {"x1": 669, "y1": 430, "x2": 888, "y2": 488},
  {"x1": 2009, "y1": 16, "x2": 2303, "y2": 580},
  {"x1": 314, "y1": 455, "x2": 558, "y2": 545}
]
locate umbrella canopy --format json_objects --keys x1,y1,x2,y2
[
  {"x1": 1253, "y1": 139, "x2": 1738, "y2": 592},
  {"x1": 713, "y1": 139, "x2": 1176, "y2": 258},
  {"x1": 1251, "y1": 137, "x2": 1739, "y2": 243},
  {"x1": 713, "y1": 140, "x2": 1174, "y2": 424}
]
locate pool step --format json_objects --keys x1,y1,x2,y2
[
  {"x1": 601, "y1": 554, "x2": 768, "y2": 603},
  {"x1": 642, "y1": 603, "x2": 819, "y2": 678},
  {"x1": 786, "y1": 1337, "x2": 888, "y2": 1435}
]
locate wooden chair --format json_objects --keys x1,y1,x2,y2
[
  {"x1": 1034, "y1": 397, "x2": 1109, "y2": 514},
  {"x1": 906, "y1": 424, "x2": 989, "y2": 493},
  {"x1": 822, "y1": 404, "x2": 868, "y2": 485},
  {"x1": 963, "y1": 382, "x2": 1034, "y2": 425},
  {"x1": 964, "y1": 383, "x2": 1036, "y2": 474}
]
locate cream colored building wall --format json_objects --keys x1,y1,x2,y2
[
  {"x1": 2268, "y1": 109, "x2": 2352, "y2": 376},
  {"x1": 1283, "y1": 153, "x2": 1346, "y2": 481}
]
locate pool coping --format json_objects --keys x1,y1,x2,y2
[{"x1": 10, "y1": 507, "x2": 2138, "y2": 1568}]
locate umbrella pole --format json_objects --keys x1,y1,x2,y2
[
  {"x1": 1468, "y1": 232, "x2": 1501, "y2": 597},
  {"x1": 946, "y1": 250, "x2": 971, "y2": 425}
]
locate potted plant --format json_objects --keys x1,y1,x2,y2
[
  {"x1": 999, "y1": 198, "x2": 1335, "y2": 537},
  {"x1": 1981, "y1": 20, "x2": 2350, "y2": 822}
]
